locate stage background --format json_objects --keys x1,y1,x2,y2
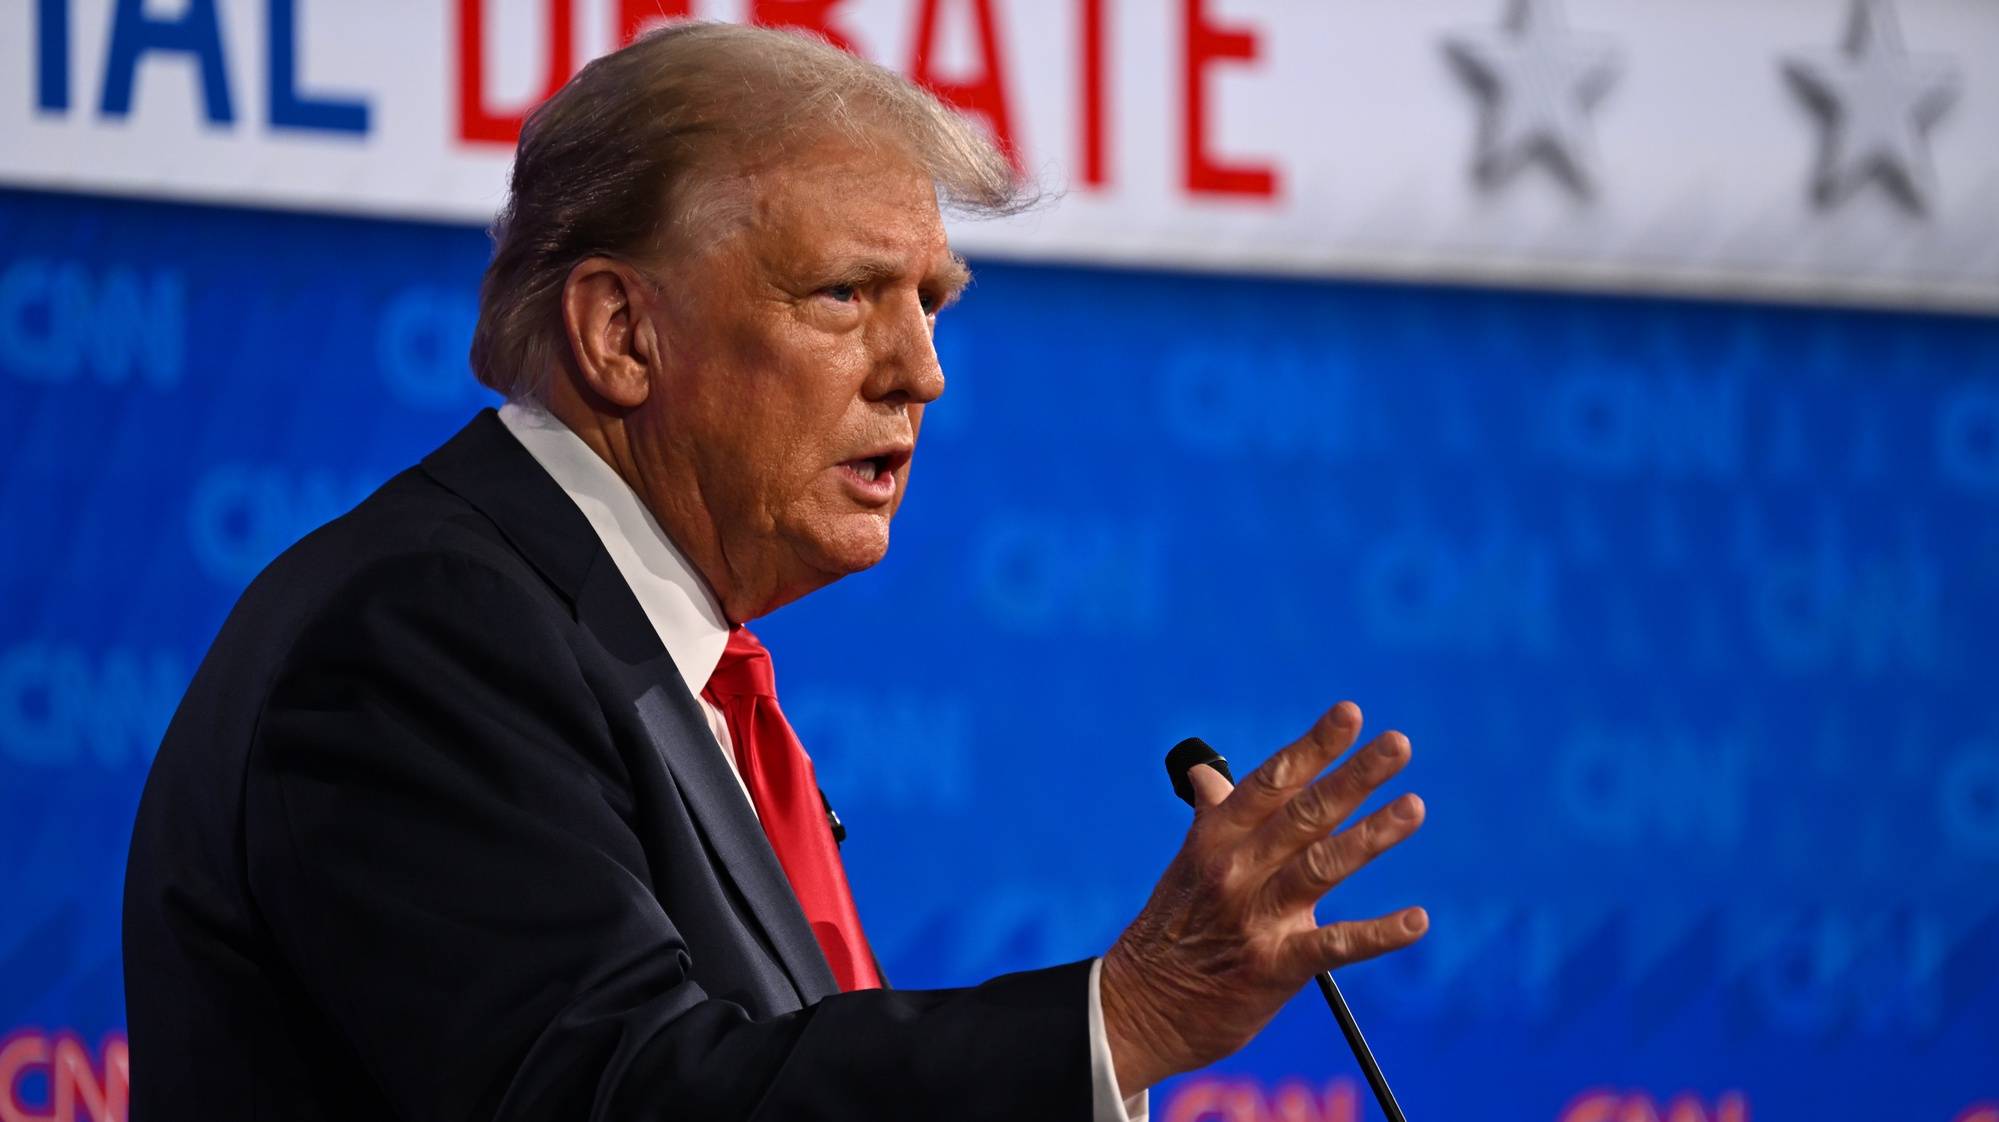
[{"x1": 4, "y1": 2, "x2": 1998, "y2": 1120}]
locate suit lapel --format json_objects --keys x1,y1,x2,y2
[
  {"x1": 422, "y1": 410, "x2": 839, "y2": 1005},
  {"x1": 576, "y1": 558, "x2": 840, "y2": 1005}
]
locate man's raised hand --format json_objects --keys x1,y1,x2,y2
[{"x1": 1098, "y1": 702, "x2": 1428, "y2": 1094}]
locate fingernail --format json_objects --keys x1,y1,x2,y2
[
  {"x1": 1403, "y1": 910, "x2": 1427, "y2": 934},
  {"x1": 1392, "y1": 794, "x2": 1421, "y2": 820}
]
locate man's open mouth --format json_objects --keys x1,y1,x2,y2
[{"x1": 840, "y1": 447, "x2": 911, "y2": 484}]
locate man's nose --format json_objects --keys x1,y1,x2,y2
[{"x1": 864, "y1": 297, "x2": 947, "y2": 406}]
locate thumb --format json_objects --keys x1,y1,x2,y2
[{"x1": 1187, "y1": 762, "x2": 1235, "y2": 809}]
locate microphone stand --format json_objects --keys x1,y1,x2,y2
[{"x1": 1315, "y1": 971, "x2": 1407, "y2": 1122}]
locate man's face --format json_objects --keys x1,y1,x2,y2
[{"x1": 630, "y1": 139, "x2": 968, "y2": 617}]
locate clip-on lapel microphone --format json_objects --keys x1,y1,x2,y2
[{"x1": 1165, "y1": 737, "x2": 1411, "y2": 1122}]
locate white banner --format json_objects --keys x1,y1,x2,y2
[{"x1": 4, "y1": 0, "x2": 1996, "y2": 310}]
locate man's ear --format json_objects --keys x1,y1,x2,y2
[{"x1": 560, "y1": 257, "x2": 659, "y2": 410}]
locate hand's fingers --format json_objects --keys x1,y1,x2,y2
[
  {"x1": 1187, "y1": 762, "x2": 1235, "y2": 809},
  {"x1": 1213, "y1": 703, "x2": 1363, "y2": 835},
  {"x1": 1262, "y1": 793, "x2": 1424, "y2": 912},
  {"x1": 1244, "y1": 730, "x2": 1411, "y2": 870},
  {"x1": 1280, "y1": 907, "x2": 1430, "y2": 980}
]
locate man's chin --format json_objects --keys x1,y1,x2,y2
[{"x1": 804, "y1": 514, "x2": 893, "y2": 578}]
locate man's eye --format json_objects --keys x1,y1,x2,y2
[{"x1": 821, "y1": 284, "x2": 858, "y2": 303}]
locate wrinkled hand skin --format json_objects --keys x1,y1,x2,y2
[{"x1": 1100, "y1": 701, "x2": 1429, "y2": 1095}]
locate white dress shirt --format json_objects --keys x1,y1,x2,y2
[{"x1": 498, "y1": 401, "x2": 1146, "y2": 1121}]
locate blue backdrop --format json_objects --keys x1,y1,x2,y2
[{"x1": 1, "y1": 185, "x2": 1995, "y2": 1121}]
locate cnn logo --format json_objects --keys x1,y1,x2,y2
[{"x1": 0, "y1": 1032, "x2": 128, "y2": 1122}]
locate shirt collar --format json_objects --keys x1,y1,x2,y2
[{"x1": 496, "y1": 400, "x2": 730, "y2": 700}]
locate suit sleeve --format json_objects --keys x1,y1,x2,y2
[{"x1": 242, "y1": 551, "x2": 1092, "y2": 1121}]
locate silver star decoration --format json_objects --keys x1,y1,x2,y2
[
  {"x1": 1444, "y1": 0, "x2": 1622, "y2": 199},
  {"x1": 1782, "y1": 0, "x2": 1961, "y2": 215}
]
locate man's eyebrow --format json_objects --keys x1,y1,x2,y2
[
  {"x1": 817, "y1": 252, "x2": 973, "y2": 302},
  {"x1": 935, "y1": 253, "x2": 973, "y2": 301}
]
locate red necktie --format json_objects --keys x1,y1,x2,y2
[{"x1": 701, "y1": 626, "x2": 883, "y2": 991}]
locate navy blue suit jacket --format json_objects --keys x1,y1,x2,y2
[{"x1": 123, "y1": 410, "x2": 1092, "y2": 1120}]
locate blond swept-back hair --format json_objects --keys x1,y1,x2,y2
[{"x1": 469, "y1": 21, "x2": 1027, "y2": 400}]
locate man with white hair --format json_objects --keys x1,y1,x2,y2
[{"x1": 124, "y1": 22, "x2": 1428, "y2": 1120}]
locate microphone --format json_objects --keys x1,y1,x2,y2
[
  {"x1": 1165, "y1": 737, "x2": 1411, "y2": 1122},
  {"x1": 1165, "y1": 736, "x2": 1235, "y2": 803}
]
